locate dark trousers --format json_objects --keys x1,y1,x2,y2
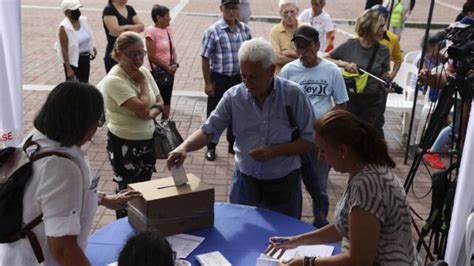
[
  {"x1": 206, "y1": 72, "x2": 241, "y2": 151},
  {"x1": 347, "y1": 93, "x2": 383, "y2": 136},
  {"x1": 301, "y1": 148, "x2": 330, "y2": 228},
  {"x1": 63, "y1": 54, "x2": 90, "y2": 83},
  {"x1": 374, "y1": 91, "x2": 388, "y2": 139},
  {"x1": 106, "y1": 131, "x2": 156, "y2": 218},
  {"x1": 104, "y1": 50, "x2": 117, "y2": 74},
  {"x1": 229, "y1": 169, "x2": 302, "y2": 219}
]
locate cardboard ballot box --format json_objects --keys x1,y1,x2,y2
[{"x1": 127, "y1": 174, "x2": 215, "y2": 236}]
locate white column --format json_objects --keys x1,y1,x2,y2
[{"x1": 0, "y1": 0, "x2": 23, "y2": 148}]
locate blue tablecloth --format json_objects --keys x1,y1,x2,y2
[{"x1": 87, "y1": 203, "x2": 340, "y2": 266}]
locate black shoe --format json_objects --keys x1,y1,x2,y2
[{"x1": 205, "y1": 148, "x2": 216, "y2": 161}]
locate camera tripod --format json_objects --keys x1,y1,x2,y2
[{"x1": 403, "y1": 65, "x2": 473, "y2": 261}]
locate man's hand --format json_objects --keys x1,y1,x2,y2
[
  {"x1": 166, "y1": 147, "x2": 187, "y2": 170},
  {"x1": 101, "y1": 189, "x2": 142, "y2": 210},
  {"x1": 90, "y1": 47, "x2": 97, "y2": 60},
  {"x1": 204, "y1": 82, "x2": 215, "y2": 96},
  {"x1": 248, "y1": 145, "x2": 275, "y2": 161}
]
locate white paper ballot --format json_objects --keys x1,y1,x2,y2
[
  {"x1": 196, "y1": 251, "x2": 231, "y2": 266},
  {"x1": 256, "y1": 254, "x2": 279, "y2": 266},
  {"x1": 267, "y1": 244, "x2": 334, "y2": 262},
  {"x1": 170, "y1": 165, "x2": 188, "y2": 186},
  {"x1": 166, "y1": 233, "x2": 205, "y2": 259}
]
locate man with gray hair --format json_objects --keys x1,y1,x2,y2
[
  {"x1": 167, "y1": 38, "x2": 314, "y2": 218},
  {"x1": 270, "y1": 0, "x2": 307, "y2": 74}
]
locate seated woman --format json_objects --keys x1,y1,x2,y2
[
  {"x1": 118, "y1": 229, "x2": 174, "y2": 266},
  {"x1": 0, "y1": 81, "x2": 141, "y2": 266},
  {"x1": 265, "y1": 110, "x2": 418, "y2": 265}
]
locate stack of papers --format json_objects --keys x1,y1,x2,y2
[
  {"x1": 166, "y1": 233, "x2": 205, "y2": 259},
  {"x1": 256, "y1": 244, "x2": 334, "y2": 266},
  {"x1": 196, "y1": 251, "x2": 231, "y2": 266}
]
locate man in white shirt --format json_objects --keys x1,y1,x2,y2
[{"x1": 298, "y1": 0, "x2": 334, "y2": 52}]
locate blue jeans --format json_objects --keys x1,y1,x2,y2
[
  {"x1": 431, "y1": 99, "x2": 462, "y2": 152},
  {"x1": 229, "y1": 169, "x2": 302, "y2": 219},
  {"x1": 301, "y1": 148, "x2": 330, "y2": 228}
]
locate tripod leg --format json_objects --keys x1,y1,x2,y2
[{"x1": 411, "y1": 216, "x2": 435, "y2": 261}]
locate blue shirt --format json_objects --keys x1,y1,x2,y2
[
  {"x1": 201, "y1": 18, "x2": 252, "y2": 76},
  {"x1": 280, "y1": 59, "x2": 349, "y2": 119},
  {"x1": 201, "y1": 76, "x2": 315, "y2": 180}
]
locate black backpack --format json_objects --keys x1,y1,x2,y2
[{"x1": 0, "y1": 137, "x2": 70, "y2": 263}]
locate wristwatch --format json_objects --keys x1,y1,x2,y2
[{"x1": 97, "y1": 191, "x2": 106, "y2": 206}]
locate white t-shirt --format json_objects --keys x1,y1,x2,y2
[
  {"x1": 298, "y1": 9, "x2": 334, "y2": 52},
  {"x1": 0, "y1": 130, "x2": 97, "y2": 266},
  {"x1": 280, "y1": 59, "x2": 348, "y2": 119}
]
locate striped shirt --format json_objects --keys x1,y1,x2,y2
[
  {"x1": 334, "y1": 164, "x2": 419, "y2": 265},
  {"x1": 201, "y1": 18, "x2": 252, "y2": 76}
]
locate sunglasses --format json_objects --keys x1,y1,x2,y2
[{"x1": 124, "y1": 50, "x2": 147, "y2": 58}]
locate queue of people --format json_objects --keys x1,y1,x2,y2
[{"x1": 1, "y1": 0, "x2": 442, "y2": 264}]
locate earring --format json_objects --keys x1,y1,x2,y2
[{"x1": 341, "y1": 154, "x2": 345, "y2": 159}]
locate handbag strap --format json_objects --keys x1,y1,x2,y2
[
  {"x1": 149, "y1": 27, "x2": 173, "y2": 71},
  {"x1": 285, "y1": 106, "x2": 300, "y2": 141},
  {"x1": 365, "y1": 41, "x2": 379, "y2": 74}
]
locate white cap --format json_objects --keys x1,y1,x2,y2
[{"x1": 61, "y1": 0, "x2": 82, "y2": 13}]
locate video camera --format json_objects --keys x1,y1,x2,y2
[{"x1": 444, "y1": 17, "x2": 474, "y2": 72}]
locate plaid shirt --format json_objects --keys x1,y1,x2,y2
[{"x1": 201, "y1": 18, "x2": 252, "y2": 76}]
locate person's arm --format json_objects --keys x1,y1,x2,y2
[
  {"x1": 248, "y1": 138, "x2": 313, "y2": 161},
  {"x1": 103, "y1": 15, "x2": 143, "y2": 37},
  {"x1": 131, "y1": 14, "x2": 145, "y2": 33},
  {"x1": 59, "y1": 26, "x2": 74, "y2": 80},
  {"x1": 99, "y1": 189, "x2": 142, "y2": 210},
  {"x1": 201, "y1": 57, "x2": 215, "y2": 96},
  {"x1": 307, "y1": 208, "x2": 381, "y2": 265},
  {"x1": 166, "y1": 129, "x2": 213, "y2": 169},
  {"x1": 325, "y1": 55, "x2": 358, "y2": 73},
  {"x1": 265, "y1": 224, "x2": 342, "y2": 258},
  {"x1": 332, "y1": 102, "x2": 347, "y2": 111},
  {"x1": 389, "y1": 62, "x2": 401, "y2": 80},
  {"x1": 325, "y1": 30, "x2": 334, "y2": 52},
  {"x1": 120, "y1": 69, "x2": 155, "y2": 118},
  {"x1": 48, "y1": 236, "x2": 90, "y2": 266}
]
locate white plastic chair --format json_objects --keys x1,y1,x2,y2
[
  {"x1": 386, "y1": 62, "x2": 425, "y2": 143},
  {"x1": 466, "y1": 212, "x2": 474, "y2": 266},
  {"x1": 404, "y1": 50, "x2": 420, "y2": 66}
]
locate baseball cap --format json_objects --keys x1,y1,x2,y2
[
  {"x1": 61, "y1": 0, "x2": 82, "y2": 13},
  {"x1": 292, "y1": 25, "x2": 320, "y2": 43},
  {"x1": 221, "y1": 0, "x2": 240, "y2": 6},
  {"x1": 371, "y1": 4, "x2": 389, "y2": 19}
]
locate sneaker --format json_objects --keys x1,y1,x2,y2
[{"x1": 423, "y1": 153, "x2": 447, "y2": 169}]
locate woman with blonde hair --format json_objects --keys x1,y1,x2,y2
[
  {"x1": 102, "y1": 31, "x2": 163, "y2": 218},
  {"x1": 326, "y1": 9, "x2": 390, "y2": 137},
  {"x1": 266, "y1": 110, "x2": 418, "y2": 265}
]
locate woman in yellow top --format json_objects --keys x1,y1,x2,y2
[{"x1": 102, "y1": 31, "x2": 163, "y2": 218}]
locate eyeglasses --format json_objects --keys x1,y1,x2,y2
[
  {"x1": 98, "y1": 113, "x2": 106, "y2": 127},
  {"x1": 124, "y1": 50, "x2": 147, "y2": 58}
]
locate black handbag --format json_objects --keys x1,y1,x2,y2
[
  {"x1": 153, "y1": 112, "x2": 184, "y2": 159},
  {"x1": 151, "y1": 69, "x2": 174, "y2": 89}
]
